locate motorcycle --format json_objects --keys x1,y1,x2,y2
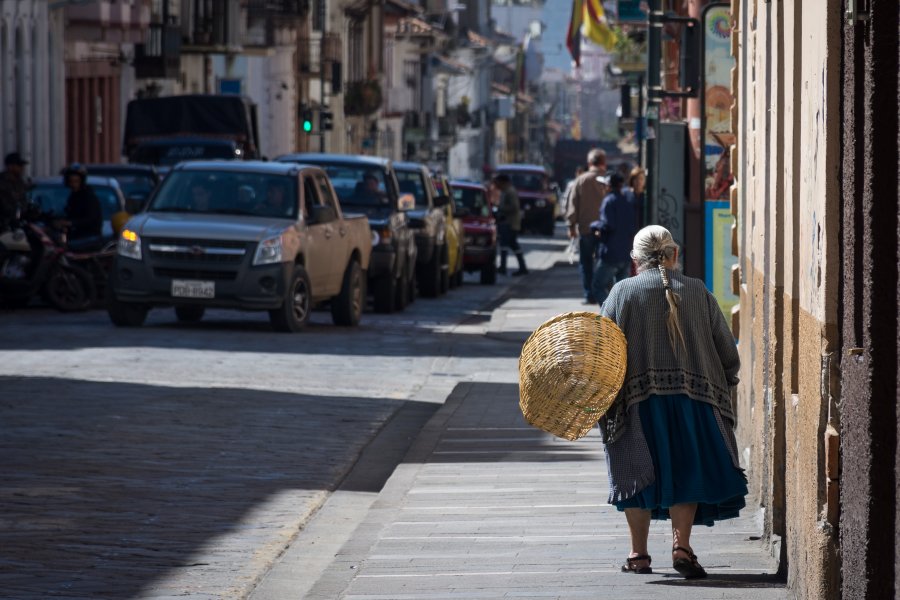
[{"x1": 0, "y1": 216, "x2": 96, "y2": 312}]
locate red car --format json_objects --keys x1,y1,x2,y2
[{"x1": 450, "y1": 180, "x2": 497, "y2": 285}]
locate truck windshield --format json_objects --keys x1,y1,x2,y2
[
  {"x1": 130, "y1": 143, "x2": 239, "y2": 166},
  {"x1": 452, "y1": 187, "x2": 490, "y2": 218},
  {"x1": 501, "y1": 171, "x2": 546, "y2": 192},
  {"x1": 149, "y1": 171, "x2": 298, "y2": 219},
  {"x1": 314, "y1": 164, "x2": 392, "y2": 208}
]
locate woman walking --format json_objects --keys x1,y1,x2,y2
[{"x1": 598, "y1": 225, "x2": 747, "y2": 579}]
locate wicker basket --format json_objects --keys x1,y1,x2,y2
[{"x1": 518, "y1": 312, "x2": 627, "y2": 441}]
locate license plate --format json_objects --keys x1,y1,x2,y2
[{"x1": 171, "y1": 279, "x2": 215, "y2": 299}]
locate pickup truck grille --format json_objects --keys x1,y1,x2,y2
[
  {"x1": 154, "y1": 267, "x2": 238, "y2": 281},
  {"x1": 146, "y1": 237, "x2": 249, "y2": 264}
]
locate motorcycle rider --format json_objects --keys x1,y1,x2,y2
[
  {"x1": 0, "y1": 152, "x2": 30, "y2": 231},
  {"x1": 58, "y1": 163, "x2": 103, "y2": 251}
]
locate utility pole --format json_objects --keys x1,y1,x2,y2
[
  {"x1": 645, "y1": 0, "x2": 661, "y2": 225},
  {"x1": 319, "y1": 20, "x2": 326, "y2": 153}
]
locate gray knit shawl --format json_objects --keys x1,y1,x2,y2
[
  {"x1": 599, "y1": 269, "x2": 740, "y2": 443},
  {"x1": 598, "y1": 269, "x2": 741, "y2": 503}
]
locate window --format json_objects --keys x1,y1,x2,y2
[
  {"x1": 395, "y1": 170, "x2": 429, "y2": 209},
  {"x1": 348, "y1": 20, "x2": 364, "y2": 82},
  {"x1": 312, "y1": 0, "x2": 325, "y2": 31},
  {"x1": 316, "y1": 175, "x2": 337, "y2": 211},
  {"x1": 453, "y1": 186, "x2": 490, "y2": 217},
  {"x1": 148, "y1": 170, "x2": 298, "y2": 219}
]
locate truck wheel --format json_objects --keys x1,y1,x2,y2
[
  {"x1": 419, "y1": 246, "x2": 441, "y2": 298},
  {"x1": 269, "y1": 266, "x2": 311, "y2": 332},
  {"x1": 44, "y1": 264, "x2": 95, "y2": 312},
  {"x1": 439, "y1": 245, "x2": 450, "y2": 295},
  {"x1": 480, "y1": 260, "x2": 497, "y2": 285},
  {"x1": 175, "y1": 305, "x2": 205, "y2": 322},
  {"x1": 372, "y1": 273, "x2": 396, "y2": 313},
  {"x1": 331, "y1": 260, "x2": 363, "y2": 326},
  {"x1": 107, "y1": 295, "x2": 149, "y2": 327},
  {"x1": 394, "y1": 270, "x2": 410, "y2": 311}
]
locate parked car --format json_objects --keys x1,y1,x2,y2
[
  {"x1": 86, "y1": 164, "x2": 161, "y2": 211},
  {"x1": 393, "y1": 161, "x2": 448, "y2": 297},
  {"x1": 276, "y1": 153, "x2": 417, "y2": 313},
  {"x1": 431, "y1": 172, "x2": 464, "y2": 288},
  {"x1": 451, "y1": 180, "x2": 497, "y2": 285},
  {"x1": 107, "y1": 161, "x2": 371, "y2": 332},
  {"x1": 28, "y1": 176, "x2": 128, "y2": 243},
  {"x1": 493, "y1": 164, "x2": 557, "y2": 236}
]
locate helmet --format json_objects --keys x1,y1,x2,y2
[{"x1": 62, "y1": 163, "x2": 88, "y2": 184}]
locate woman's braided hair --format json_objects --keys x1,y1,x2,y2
[{"x1": 631, "y1": 225, "x2": 686, "y2": 352}]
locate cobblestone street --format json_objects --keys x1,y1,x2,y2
[{"x1": 0, "y1": 239, "x2": 562, "y2": 599}]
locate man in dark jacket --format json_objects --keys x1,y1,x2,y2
[
  {"x1": 591, "y1": 171, "x2": 638, "y2": 306},
  {"x1": 61, "y1": 164, "x2": 103, "y2": 249},
  {"x1": 494, "y1": 174, "x2": 528, "y2": 276},
  {"x1": 0, "y1": 152, "x2": 30, "y2": 230}
]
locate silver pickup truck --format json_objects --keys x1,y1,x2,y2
[{"x1": 107, "y1": 161, "x2": 372, "y2": 332}]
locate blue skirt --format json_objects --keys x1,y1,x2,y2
[{"x1": 614, "y1": 394, "x2": 748, "y2": 527}]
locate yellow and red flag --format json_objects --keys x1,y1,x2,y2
[{"x1": 567, "y1": 0, "x2": 619, "y2": 66}]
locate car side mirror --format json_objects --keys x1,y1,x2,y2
[
  {"x1": 398, "y1": 193, "x2": 415, "y2": 211},
  {"x1": 310, "y1": 204, "x2": 337, "y2": 224},
  {"x1": 433, "y1": 194, "x2": 450, "y2": 208}
]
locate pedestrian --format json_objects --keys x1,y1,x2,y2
[
  {"x1": 565, "y1": 148, "x2": 608, "y2": 304},
  {"x1": 0, "y1": 152, "x2": 30, "y2": 230},
  {"x1": 599, "y1": 225, "x2": 746, "y2": 579},
  {"x1": 591, "y1": 171, "x2": 638, "y2": 306},
  {"x1": 494, "y1": 173, "x2": 528, "y2": 276},
  {"x1": 560, "y1": 166, "x2": 584, "y2": 217},
  {"x1": 626, "y1": 166, "x2": 646, "y2": 227},
  {"x1": 60, "y1": 163, "x2": 103, "y2": 250}
]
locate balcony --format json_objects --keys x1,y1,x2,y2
[
  {"x1": 65, "y1": 0, "x2": 151, "y2": 43},
  {"x1": 135, "y1": 24, "x2": 182, "y2": 79},
  {"x1": 183, "y1": 0, "x2": 242, "y2": 52}
]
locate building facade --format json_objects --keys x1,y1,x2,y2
[
  {"x1": 733, "y1": 0, "x2": 900, "y2": 597},
  {"x1": 0, "y1": 0, "x2": 65, "y2": 177}
]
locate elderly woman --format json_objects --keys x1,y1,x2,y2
[{"x1": 598, "y1": 225, "x2": 747, "y2": 579}]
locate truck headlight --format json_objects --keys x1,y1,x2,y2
[
  {"x1": 253, "y1": 235, "x2": 283, "y2": 265},
  {"x1": 117, "y1": 229, "x2": 142, "y2": 260}
]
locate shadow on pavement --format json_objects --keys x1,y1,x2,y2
[
  {"x1": 649, "y1": 572, "x2": 788, "y2": 588},
  {"x1": 0, "y1": 376, "x2": 432, "y2": 599}
]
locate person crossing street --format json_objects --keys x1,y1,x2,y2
[{"x1": 494, "y1": 173, "x2": 528, "y2": 277}]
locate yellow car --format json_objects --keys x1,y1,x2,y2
[{"x1": 432, "y1": 172, "x2": 465, "y2": 289}]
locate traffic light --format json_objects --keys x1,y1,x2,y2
[
  {"x1": 300, "y1": 105, "x2": 314, "y2": 133},
  {"x1": 320, "y1": 110, "x2": 333, "y2": 131}
]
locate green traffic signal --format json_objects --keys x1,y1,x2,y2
[{"x1": 303, "y1": 119, "x2": 313, "y2": 133}]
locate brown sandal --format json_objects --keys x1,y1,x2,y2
[
  {"x1": 621, "y1": 554, "x2": 653, "y2": 574},
  {"x1": 672, "y1": 545, "x2": 707, "y2": 579}
]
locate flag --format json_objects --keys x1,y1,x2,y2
[
  {"x1": 568, "y1": 0, "x2": 619, "y2": 65},
  {"x1": 583, "y1": 0, "x2": 618, "y2": 51},
  {"x1": 566, "y1": 0, "x2": 583, "y2": 66}
]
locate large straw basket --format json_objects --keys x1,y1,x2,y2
[{"x1": 518, "y1": 312, "x2": 627, "y2": 441}]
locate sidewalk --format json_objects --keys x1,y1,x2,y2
[{"x1": 252, "y1": 238, "x2": 787, "y2": 599}]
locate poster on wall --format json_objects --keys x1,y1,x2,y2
[{"x1": 702, "y1": 4, "x2": 738, "y2": 319}]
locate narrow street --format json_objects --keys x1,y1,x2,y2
[
  {"x1": 0, "y1": 238, "x2": 562, "y2": 598},
  {"x1": 0, "y1": 235, "x2": 785, "y2": 599}
]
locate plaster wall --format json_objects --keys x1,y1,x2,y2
[{"x1": 734, "y1": 0, "x2": 841, "y2": 596}]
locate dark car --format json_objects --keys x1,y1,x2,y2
[
  {"x1": 393, "y1": 161, "x2": 448, "y2": 297},
  {"x1": 86, "y1": 164, "x2": 161, "y2": 211},
  {"x1": 28, "y1": 176, "x2": 128, "y2": 243},
  {"x1": 276, "y1": 153, "x2": 417, "y2": 313},
  {"x1": 493, "y1": 164, "x2": 557, "y2": 236},
  {"x1": 451, "y1": 180, "x2": 497, "y2": 285}
]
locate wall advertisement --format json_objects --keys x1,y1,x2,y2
[{"x1": 702, "y1": 4, "x2": 738, "y2": 320}]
